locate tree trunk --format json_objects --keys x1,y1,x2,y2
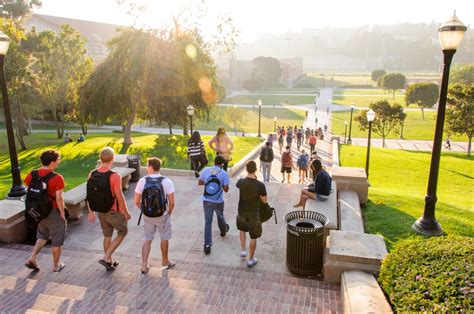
[
  {"x1": 168, "y1": 123, "x2": 173, "y2": 135},
  {"x1": 468, "y1": 136, "x2": 472, "y2": 157},
  {"x1": 81, "y1": 124, "x2": 88, "y2": 135},
  {"x1": 27, "y1": 118, "x2": 32, "y2": 134},
  {"x1": 51, "y1": 105, "x2": 62, "y2": 139},
  {"x1": 206, "y1": 110, "x2": 210, "y2": 123},
  {"x1": 382, "y1": 136, "x2": 386, "y2": 148},
  {"x1": 123, "y1": 103, "x2": 136, "y2": 145},
  {"x1": 12, "y1": 100, "x2": 27, "y2": 150},
  {"x1": 400, "y1": 122, "x2": 404, "y2": 139},
  {"x1": 392, "y1": 90, "x2": 395, "y2": 99},
  {"x1": 183, "y1": 123, "x2": 188, "y2": 136},
  {"x1": 421, "y1": 108, "x2": 425, "y2": 121}
]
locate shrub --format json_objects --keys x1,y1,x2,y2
[{"x1": 378, "y1": 235, "x2": 473, "y2": 312}]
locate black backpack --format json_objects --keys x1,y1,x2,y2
[
  {"x1": 141, "y1": 176, "x2": 167, "y2": 218},
  {"x1": 25, "y1": 170, "x2": 57, "y2": 223},
  {"x1": 260, "y1": 146, "x2": 274, "y2": 163},
  {"x1": 204, "y1": 170, "x2": 223, "y2": 200},
  {"x1": 86, "y1": 170, "x2": 116, "y2": 213}
]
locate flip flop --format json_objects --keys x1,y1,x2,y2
[
  {"x1": 140, "y1": 265, "x2": 150, "y2": 274},
  {"x1": 99, "y1": 259, "x2": 115, "y2": 271},
  {"x1": 53, "y1": 263, "x2": 66, "y2": 272},
  {"x1": 112, "y1": 260, "x2": 119, "y2": 267},
  {"x1": 25, "y1": 261, "x2": 40, "y2": 271},
  {"x1": 161, "y1": 262, "x2": 176, "y2": 270}
]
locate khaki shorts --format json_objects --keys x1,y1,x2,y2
[
  {"x1": 98, "y1": 211, "x2": 128, "y2": 237},
  {"x1": 143, "y1": 213, "x2": 172, "y2": 241},
  {"x1": 37, "y1": 210, "x2": 66, "y2": 247}
]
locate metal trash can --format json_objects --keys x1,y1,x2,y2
[
  {"x1": 284, "y1": 211, "x2": 328, "y2": 276},
  {"x1": 127, "y1": 155, "x2": 141, "y2": 182}
]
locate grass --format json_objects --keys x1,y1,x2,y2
[
  {"x1": 193, "y1": 106, "x2": 306, "y2": 134},
  {"x1": 334, "y1": 88, "x2": 404, "y2": 96},
  {"x1": 223, "y1": 94, "x2": 315, "y2": 105},
  {"x1": 339, "y1": 145, "x2": 474, "y2": 249},
  {"x1": 333, "y1": 94, "x2": 406, "y2": 108},
  {"x1": 0, "y1": 132, "x2": 261, "y2": 198},
  {"x1": 331, "y1": 109, "x2": 468, "y2": 141}
]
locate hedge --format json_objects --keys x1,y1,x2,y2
[{"x1": 378, "y1": 235, "x2": 473, "y2": 312}]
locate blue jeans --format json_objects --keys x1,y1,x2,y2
[
  {"x1": 203, "y1": 201, "x2": 227, "y2": 246},
  {"x1": 261, "y1": 162, "x2": 272, "y2": 182}
]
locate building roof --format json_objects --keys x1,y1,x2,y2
[{"x1": 29, "y1": 13, "x2": 124, "y2": 40}]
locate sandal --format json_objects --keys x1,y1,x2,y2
[
  {"x1": 161, "y1": 262, "x2": 176, "y2": 270},
  {"x1": 112, "y1": 260, "x2": 119, "y2": 267},
  {"x1": 25, "y1": 261, "x2": 40, "y2": 271},
  {"x1": 140, "y1": 265, "x2": 150, "y2": 274},
  {"x1": 99, "y1": 259, "x2": 115, "y2": 271},
  {"x1": 53, "y1": 263, "x2": 66, "y2": 272}
]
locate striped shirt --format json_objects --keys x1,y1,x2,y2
[{"x1": 187, "y1": 140, "x2": 205, "y2": 157}]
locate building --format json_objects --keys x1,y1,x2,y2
[
  {"x1": 25, "y1": 14, "x2": 124, "y2": 63},
  {"x1": 279, "y1": 58, "x2": 303, "y2": 88}
]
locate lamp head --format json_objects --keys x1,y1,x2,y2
[
  {"x1": 274, "y1": 117, "x2": 277, "y2": 122},
  {"x1": 344, "y1": 120, "x2": 348, "y2": 126},
  {"x1": 0, "y1": 31, "x2": 10, "y2": 56},
  {"x1": 366, "y1": 109, "x2": 376, "y2": 122},
  {"x1": 258, "y1": 99, "x2": 262, "y2": 106},
  {"x1": 186, "y1": 104, "x2": 195, "y2": 117},
  {"x1": 438, "y1": 13, "x2": 467, "y2": 51},
  {"x1": 350, "y1": 103, "x2": 355, "y2": 110}
]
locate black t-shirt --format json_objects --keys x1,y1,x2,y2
[{"x1": 236, "y1": 177, "x2": 267, "y2": 214}]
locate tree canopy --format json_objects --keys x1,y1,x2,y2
[
  {"x1": 450, "y1": 64, "x2": 474, "y2": 85},
  {"x1": 251, "y1": 56, "x2": 282, "y2": 88},
  {"x1": 381, "y1": 73, "x2": 406, "y2": 99},
  {"x1": 405, "y1": 82, "x2": 439, "y2": 120},
  {"x1": 446, "y1": 84, "x2": 474, "y2": 156},
  {"x1": 371, "y1": 69, "x2": 386, "y2": 83}
]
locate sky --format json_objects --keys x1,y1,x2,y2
[{"x1": 35, "y1": 0, "x2": 474, "y2": 42}]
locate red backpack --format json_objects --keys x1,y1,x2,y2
[{"x1": 282, "y1": 152, "x2": 292, "y2": 166}]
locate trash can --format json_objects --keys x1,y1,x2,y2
[
  {"x1": 284, "y1": 210, "x2": 328, "y2": 276},
  {"x1": 127, "y1": 155, "x2": 140, "y2": 182}
]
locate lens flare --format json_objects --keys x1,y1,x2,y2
[{"x1": 185, "y1": 44, "x2": 197, "y2": 59}]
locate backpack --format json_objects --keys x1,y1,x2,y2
[
  {"x1": 204, "y1": 169, "x2": 223, "y2": 200},
  {"x1": 260, "y1": 147, "x2": 274, "y2": 163},
  {"x1": 282, "y1": 152, "x2": 292, "y2": 166},
  {"x1": 86, "y1": 170, "x2": 116, "y2": 213},
  {"x1": 25, "y1": 170, "x2": 57, "y2": 223},
  {"x1": 141, "y1": 177, "x2": 167, "y2": 218},
  {"x1": 286, "y1": 134, "x2": 293, "y2": 142},
  {"x1": 297, "y1": 154, "x2": 309, "y2": 169}
]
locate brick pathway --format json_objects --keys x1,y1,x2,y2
[{"x1": 0, "y1": 176, "x2": 341, "y2": 313}]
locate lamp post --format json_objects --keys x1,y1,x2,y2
[
  {"x1": 257, "y1": 99, "x2": 262, "y2": 137},
  {"x1": 412, "y1": 14, "x2": 467, "y2": 236},
  {"x1": 0, "y1": 31, "x2": 26, "y2": 198},
  {"x1": 365, "y1": 109, "x2": 375, "y2": 179},
  {"x1": 344, "y1": 120, "x2": 348, "y2": 144},
  {"x1": 347, "y1": 103, "x2": 355, "y2": 144},
  {"x1": 274, "y1": 117, "x2": 277, "y2": 132},
  {"x1": 186, "y1": 104, "x2": 194, "y2": 135}
]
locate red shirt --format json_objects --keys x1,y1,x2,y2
[
  {"x1": 96, "y1": 167, "x2": 122, "y2": 211},
  {"x1": 309, "y1": 135, "x2": 317, "y2": 145},
  {"x1": 25, "y1": 169, "x2": 65, "y2": 209}
]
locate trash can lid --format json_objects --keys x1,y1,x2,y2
[{"x1": 288, "y1": 218, "x2": 323, "y2": 229}]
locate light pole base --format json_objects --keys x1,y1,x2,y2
[
  {"x1": 7, "y1": 184, "x2": 27, "y2": 198},
  {"x1": 257, "y1": 134, "x2": 262, "y2": 138},
  {"x1": 347, "y1": 139, "x2": 352, "y2": 145},
  {"x1": 412, "y1": 217, "x2": 444, "y2": 236}
]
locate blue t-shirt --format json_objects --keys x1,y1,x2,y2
[{"x1": 199, "y1": 166, "x2": 230, "y2": 203}]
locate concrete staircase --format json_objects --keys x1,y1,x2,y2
[{"x1": 0, "y1": 243, "x2": 341, "y2": 313}]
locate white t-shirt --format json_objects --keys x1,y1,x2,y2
[{"x1": 134, "y1": 174, "x2": 175, "y2": 197}]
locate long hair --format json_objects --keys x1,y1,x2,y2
[{"x1": 188, "y1": 131, "x2": 201, "y2": 145}]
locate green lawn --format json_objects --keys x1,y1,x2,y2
[
  {"x1": 332, "y1": 109, "x2": 468, "y2": 141},
  {"x1": 334, "y1": 89, "x2": 404, "y2": 96},
  {"x1": 339, "y1": 145, "x2": 474, "y2": 249},
  {"x1": 0, "y1": 132, "x2": 261, "y2": 198},
  {"x1": 193, "y1": 106, "x2": 306, "y2": 134},
  {"x1": 333, "y1": 95, "x2": 406, "y2": 108},
  {"x1": 224, "y1": 94, "x2": 315, "y2": 105}
]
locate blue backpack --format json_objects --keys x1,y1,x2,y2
[
  {"x1": 297, "y1": 154, "x2": 309, "y2": 169},
  {"x1": 140, "y1": 176, "x2": 167, "y2": 221},
  {"x1": 204, "y1": 170, "x2": 223, "y2": 200}
]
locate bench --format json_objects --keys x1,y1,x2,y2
[
  {"x1": 339, "y1": 190, "x2": 364, "y2": 233},
  {"x1": 0, "y1": 199, "x2": 28, "y2": 243},
  {"x1": 331, "y1": 167, "x2": 369, "y2": 205},
  {"x1": 305, "y1": 181, "x2": 338, "y2": 231},
  {"x1": 64, "y1": 167, "x2": 135, "y2": 220},
  {"x1": 341, "y1": 271, "x2": 393, "y2": 313}
]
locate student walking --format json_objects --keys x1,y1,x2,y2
[
  {"x1": 309, "y1": 132, "x2": 317, "y2": 154},
  {"x1": 87, "y1": 147, "x2": 131, "y2": 271},
  {"x1": 278, "y1": 134, "x2": 284, "y2": 154},
  {"x1": 281, "y1": 146, "x2": 294, "y2": 183},
  {"x1": 198, "y1": 155, "x2": 230, "y2": 254},
  {"x1": 259, "y1": 142, "x2": 274, "y2": 182},
  {"x1": 286, "y1": 131, "x2": 293, "y2": 149},
  {"x1": 305, "y1": 127, "x2": 311, "y2": 145},
  {"x1": 134, "y1": 157, "x2": 176, "y2": 274},
  {"x1": 296, "y1": 129, "x2": 303, "y2": 151},
  {"x1": 209, "y1": 127, "x2": 234, "y2": 171},
  {"x1": 24, "y1": 150, "x2": 67, "y2": 272},
  {"x1": 236, "y1": 161, "x2": 267, "y2": 268},
  {"x1": 297, "y1": 150, "x2": 309, "y2": 184},
  {"x1": 187, "y1": 131, "x2": 207, "y2": 178}
]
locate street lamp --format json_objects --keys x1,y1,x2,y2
[
  {"x1": 274, "y1": 117, "x2": 277, "y2": 132},
  {"x1": 186, "y1": 104, "x2": 194, "y2": 135},
  {"x1": 0, "y1": 31, "x2": 26, "y2": 198},
  {"x1": 344, "y1": 120, "x2": 348, "y2": 144},
  {"x1": 257, "y1": 99, "x2": 262, "y2": 137},
  {"x1": 413, "y1": 13, "x2": 467, "y2": 236},
  {"x1": 365, "y1": 109, "x2": 375, "y2": 179},
  {"x1": 347, "y1": 103, "x2": 355, "y2": 144}
]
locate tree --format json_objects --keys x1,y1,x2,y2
[
  {"x1": 450, "y1": 64, "x2": 474, "y2": 85},
  {"x1": 251, "y1": 56, "x2": 282, "y2": 88},
  {"x1": 355, "y1": 99, "x2": 405, "y2": 147},
  {"x1": 405, "y1": 82, "x2": 439, "y2": 120},
  {"x1": 0, "y1": 0, "x2": 41, "y2": 22},
  {"x1": 446, "y1": 84, "x2": 474, "y2": 157},
  {"x1": 242, "y1": 78, "x2": 261, "y2": 92},
  {"x1": 371, "y1": 69, "x2": 386, "y2": 83},
  {"x1": 381, "y1": 73, "x2": 406, "y2": 99},
  {"x1": 224, "y1": 106, "x2": 247, "y2": 135}
]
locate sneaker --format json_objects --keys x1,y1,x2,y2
[
  {"x1": 247, "y1": 257, "x2": 258, "y2": 268},
  {"x1": 204, "y1": 245, "x2": 211, "y2": 255},
  {"x1": 220, "y1": 224, "x2": 230, "y2": 237},
  {"x1": 194, "y1": 171, "x2": 200, "y2": 178},
  {"x1": 240, "y1": 250, "x2": 247, "y2": 258}
]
